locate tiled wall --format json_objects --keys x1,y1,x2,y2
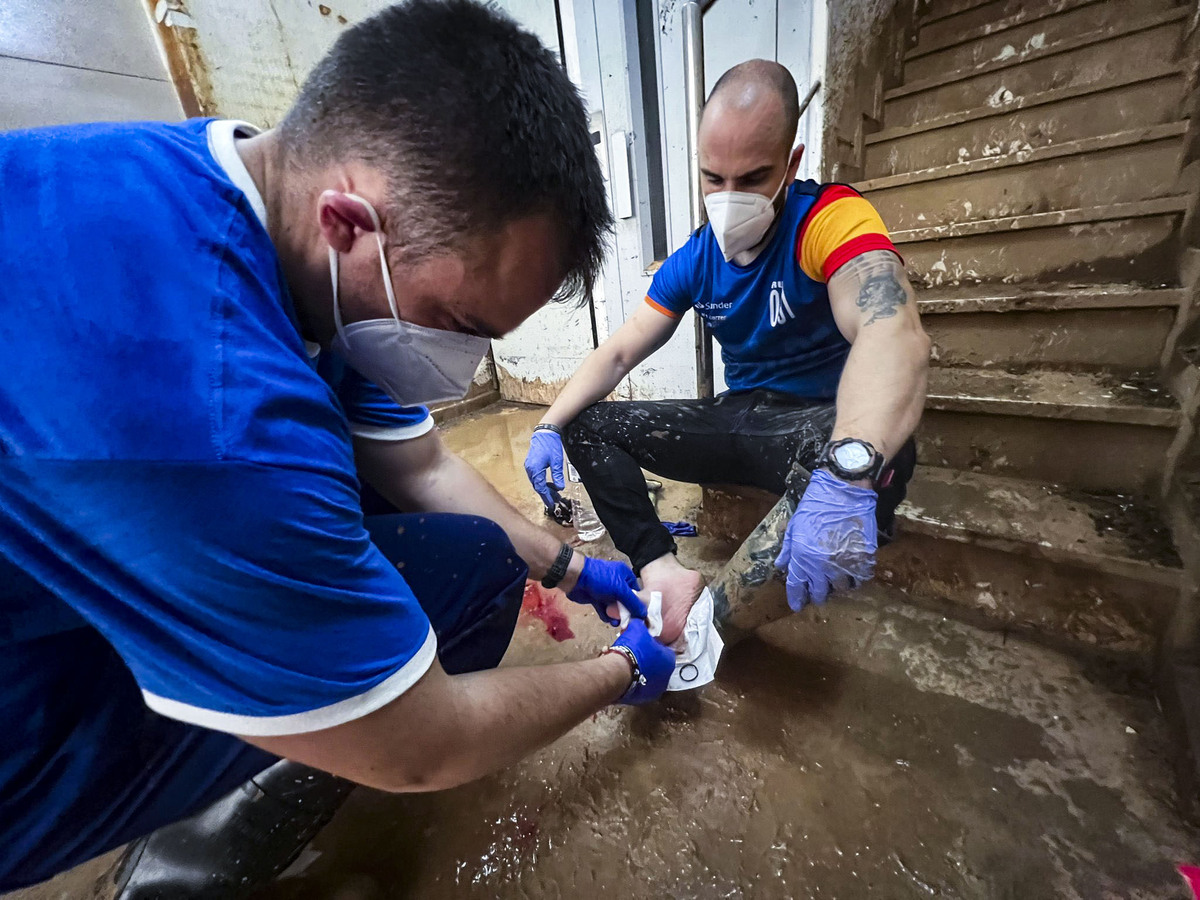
[{"x1": 0, "y1": 0, "x2": 181, "y2": 130}]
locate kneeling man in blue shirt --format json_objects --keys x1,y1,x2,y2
[{"x1": 0, "y1": 1, "x2": 676, "y2": 895}]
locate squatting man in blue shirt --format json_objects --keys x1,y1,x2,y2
[
  {"x1": 0, "y1": 1, "x2": 678, "y2": 895},
  {"x1": 525, "y1": 60, "x2": 931, "y2": 646}
]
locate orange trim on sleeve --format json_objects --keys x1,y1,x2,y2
[
  {"x1": 644, "y1": 295, "x2": 682, "y2": 319},
  {"x1": 822, "y1": 234, "x2": 903, "y2": 282},
  {"x1": 797, "y1": 191, "x2": 895, "y2": 283}
]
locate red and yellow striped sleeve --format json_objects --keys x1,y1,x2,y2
[{"x1": 796, "y1": 185, "x2": 901, "y2": 282}]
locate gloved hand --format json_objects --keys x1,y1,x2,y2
[
  {"x1": 568, "y1": 556, "x2": 647, "y2": 625},
  {"x1": 774, "y1": 469, "x2": 878, "y2": 612},
  {"x1": 608, "y1": 618, "x2": 676, "y2": 705},
  {"x1": 524, "y1": 429, "x2": 566, "y2": 511}
]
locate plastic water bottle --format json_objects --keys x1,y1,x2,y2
[{"x1": 566, "y1": 461, "x2": 606, "y2": 542}]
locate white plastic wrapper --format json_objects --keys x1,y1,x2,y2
[{"x1": 619, "y1": 588, "x2": 724, "y2": 691}]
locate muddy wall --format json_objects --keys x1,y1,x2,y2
[
  {"x1": 0, "y1": 0, "x2": 180, "y2": 129},
  {"x1": 822, "y1": 0, "x2": 920, "y2": 182}
]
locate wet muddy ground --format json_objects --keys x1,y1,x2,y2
[
  {"x1": 9, "y1": 403, "x2": 1199, "y2": 900},
  {"x1": 254, "y1": 404, "x2": 1200, "y2": 899}
]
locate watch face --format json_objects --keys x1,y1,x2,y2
[{"x1": 832, "y1": 441, "x2": 872, "y2": 473}]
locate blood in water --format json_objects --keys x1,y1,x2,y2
[{"x1": 521, "y1": 581, "x2": 575, "y2": 642}]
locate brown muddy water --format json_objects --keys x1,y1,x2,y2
[
  {"x1": 250, "y1": 404, "x2": 1199, "y2": 900},
  {"x1": 10, "y1": 403, "x2": 1199, "y2": 900}
]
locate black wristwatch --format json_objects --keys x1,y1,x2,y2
[
  {"x1": 541, "y1": 542, "x2": 575, "y2": 589},
  {"x1": 817, "y1": 438, "x2": 887, "y2": 486}
]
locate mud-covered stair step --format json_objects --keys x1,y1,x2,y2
[
  {"x1": 919, "y1": 0, "x2": 1001, "y2": 28},
  {"x1": 927, "y1": 366, "x2": 1178, "y2": 426},
  {"x1": 894, "y1": 196, "x2": 1188, "y2": 287},
  {"x1": 885, "y1": 7, "x2": 1189, "y2": 130},
  {"x1": 860, "y1": 124, "x2": 1186, "y2": 231},
  {"x1": 917, "y1": 284, "x2": 1183, "y2": 370},
  {"x1": 864, "y1": 63, "x2": 1186, "y2": 178},
  {"x1": 920, "y1": 366, "x2": 1179, "y2": 492},
  {"x1": 906, "y1": 0, "x2": 1180, "y2": 83},
  {"x1": 880, "y1": 465, "x2": 1181, "y2": 665}
]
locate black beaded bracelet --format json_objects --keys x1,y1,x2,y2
[
  {"x1": 533, "y1": 423, "x2": 562, "y2": 436},
  {"x1": 541, "y1": 542, "x2": 574, "y2": 589}
]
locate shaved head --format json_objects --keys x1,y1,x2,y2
[
  {"x1": 697, "y1": 60, "x2": 805, "y2": 205},
  {"x1": 704, "y1": 59, "x2": 799, "y2": 152}
]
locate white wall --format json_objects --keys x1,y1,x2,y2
[
  {"x1": 0, "y1": 0, "x2": 180, "y2": 130},
  {"x1": 485, "y1": 0, "x2": 606, "y2": 404}
]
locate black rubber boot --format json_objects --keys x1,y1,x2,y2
[{"x1": 112, "y1": 761, "x2": 354, "y2": 899}]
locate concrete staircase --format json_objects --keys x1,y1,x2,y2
[{"x1": 858, "y1": 0, "x2": 1193, "y2": 665}]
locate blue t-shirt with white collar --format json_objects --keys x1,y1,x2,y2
[{"x1": 0, "y1": 118, "x2": 440, "y2": 874}]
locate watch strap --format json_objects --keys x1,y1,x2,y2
[{"x1": 541, "y1": 542, "x2": 574, "y2": 589}]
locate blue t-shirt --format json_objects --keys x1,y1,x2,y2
[
  {"x1": 647, "y1": 181, "x2": 855, "y2": 400},
  {"x1": 0, "y1": 120, "x2": 441, "y2": 854}
]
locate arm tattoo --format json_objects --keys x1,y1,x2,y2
[
  {"x1": 855, "y1": 272, "x2": 908, "y2": 327},
  {"x1": 830, "y1": 249, "x2": 912, "y2": 328}
]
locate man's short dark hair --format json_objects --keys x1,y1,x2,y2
[{"x1": 280, "y1": 0, "x2": 611, "y2": 303}]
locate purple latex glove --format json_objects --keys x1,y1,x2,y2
[
  {"x1": 609, "y1": 619, "x2": 676, "y2": 705},
  {"x1": 568, "y1": 557, "x2": 648, "y2": 625},
  {"x1": 774, "y1": 469, "x2": 878, "y2": 611},
  {"x1": 524, "y1": 429, "x2": 566, "y2": 510},
  {"x1": 661, "y1": 520, "x2": 698, "y2": 537}
]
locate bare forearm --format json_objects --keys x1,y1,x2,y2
[
  {"x1": 542, "y1": 306, "x2": 680, "y2": 429},
  {"x1": 402, "y1": 655, "x2": 630, "y2": 790},
  {"x1": 380, "y1": 447, "x2": 579, "y2": 586},
  {"x1": 245, "y1": 654, "x2": 632, "y2": 794},
  {"x1": 541, "y1": 344, "x2": 631, "y2": 428},
  {"x1": 831, "y1": 328, "x2": 929, "y2": 459},
  {"x1": 826, "y1": 250, "x2": 931, "y2": 461}
]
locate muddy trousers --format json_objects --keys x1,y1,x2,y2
[
  {"x1": 11, "y1": 514, "x2": 526, "y2": 899},
  {"x1": 564, "y1": 390, "x2": 917, "y2": 573}
]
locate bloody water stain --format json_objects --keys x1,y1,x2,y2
[{"x1": 521, "y1": 581, "x2": 574, "y2": 641}]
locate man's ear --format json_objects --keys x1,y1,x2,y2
[
  {"x1": 787, "y1": 144, "x2": 806, "y2": 180},
  {"x1": 317, "y1": 190, "x2": 379, "y2": 254}
]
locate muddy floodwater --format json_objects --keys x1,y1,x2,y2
[
  {"x1": 249, "y1": 405, "x2": 1199, "y2": 900},
  {"x1": 9, "y1": 404, "x2": 1198, "y2": 900}
]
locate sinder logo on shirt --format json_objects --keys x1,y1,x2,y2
[{"x1": 769, "y1": 280, "x2": 795, "y2": 328}]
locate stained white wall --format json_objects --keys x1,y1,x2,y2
[
  {"x1": 0, "y1": 0, "x2": 180, "y2": 130},
  {"x1": 486, "y1": 0, "x2": 605, "y2": 404}
]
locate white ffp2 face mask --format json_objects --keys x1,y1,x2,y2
[
  {"x1": 328, "y1": 194, "x2": 490, "y2": 407},
  {"x1": 703, "y1": 167, "x2": 792, "y2": 262}
]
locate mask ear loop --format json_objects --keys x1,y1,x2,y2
[
  {"x1": 345, "y1": 193, "x2": 404, "y2": 324},
  {"x1": 329, "y1": 246, "x2": 345, "y2": 335},
  {"x1": 330, "y1": 193, "x2": 410, "y2": 345}
]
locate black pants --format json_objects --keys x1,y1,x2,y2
[{"x1": 564, "y1": 390, "x2": 917, "y2": 573}]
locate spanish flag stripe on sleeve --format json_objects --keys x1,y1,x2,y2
[{"x1": 795, "y1": 185, "x2": 902, "y2": 283}]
